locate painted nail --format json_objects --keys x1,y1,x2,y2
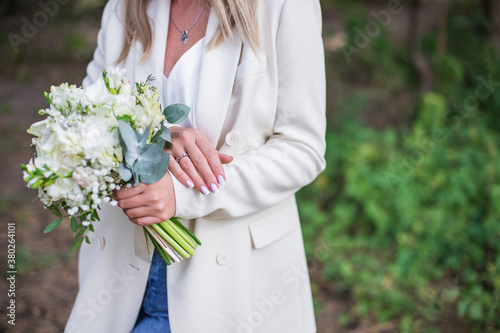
[
  {"x1": 210, "y1": 183, "x2": 219, "y2": 194},
  {"x1": 200, "y1": 186, "x2": 209, "y2": 195},
  {"x1": 186, "y1": 180, "x2": 194, "y2": 188},
  {"x1": 217, "y1": 175, "x2": 226, "y2": 185}
]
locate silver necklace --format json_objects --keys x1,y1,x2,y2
[{"x1": 170, "y1": 6, "x2": 205, "y2": 45}]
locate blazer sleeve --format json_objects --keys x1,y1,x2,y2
[
  {"x1": 81, "y1": 0, "x2": 123, "y2": 89},
  {"x1": 172, "y1": 0, "x2": 326, "y2": 220}
]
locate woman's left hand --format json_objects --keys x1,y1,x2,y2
[
  {"x1": 167, "y1": 127, "x2": 233, "y2": 195},
  {"x1": 113, "y1": 172, "x2": 176, "y2": 226}
]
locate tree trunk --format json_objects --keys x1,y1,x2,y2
[
  {"x1": 409, "y1": 0, "x2": 433, "y2": 93},
  {"x1": 489, "y1": 0, "x2": 500, "y2": 57}
]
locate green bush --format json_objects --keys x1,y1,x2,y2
[{"x1": 299, "y1": 91, "x2": 500, "y2": 331}]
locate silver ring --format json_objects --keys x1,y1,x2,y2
[{"x1": 175, "y1": 153, "x2": 189, "y2": 163}]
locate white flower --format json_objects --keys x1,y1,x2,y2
[
  {"x1": 35, "y1": 120, "x2": 84, "y2": 172},
  {"x1": 107, "y1": 67, "x2": 128, "y2": 89},
  {"x1": 45, "y1": 177, "x2": 81, "y2": 202},
  {"x1": 112, "y1": 94, "x2": 136, "y2": 118},
  {"x1": 118, "y1": 79, "x2": 133, "y2": 96},
  {"x1": 27, "y1": 119, "x2": 48, "y2": 137},
  {"x1": 84, "y1": 76, "x2": 115, "y2": 106},
  {"x1": 49, "y1": 83, "x2": 88, "y2": 112},
  {"x1": 72, "y1": 166, "x2": 97, "y2": 189},
  {"x1": 79, "y1": 115, "x2": 120, "y2": 167},
  {"x1": 134, "y1": 88, "x2": 164, "y2": 134}
]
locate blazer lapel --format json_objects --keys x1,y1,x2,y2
[{"x1": 195, "y1": 10, "x2": 243, "y2": 147}]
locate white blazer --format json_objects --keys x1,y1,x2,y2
[{"x1": 65, "y1": 0, "x2": 326, "y2": 332}]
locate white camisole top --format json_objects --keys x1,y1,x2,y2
[{"x1": 162, "y1": 37, "x2": 205, "y2": 129}]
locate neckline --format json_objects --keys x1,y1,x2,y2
[{"x1": 163, "y1": 37, "x2": 205, "y2": 79}]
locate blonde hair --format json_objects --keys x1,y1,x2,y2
[{"x1": 117, "y1": 0, "x2": 259, "y2": 64}]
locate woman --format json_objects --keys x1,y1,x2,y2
[{"x1": 65, "y1": 0, "x2": 325, "y2": 331}]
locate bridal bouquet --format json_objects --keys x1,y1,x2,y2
[{"x1": 21, "y1": 68, "x2": 200, "y2": 265}]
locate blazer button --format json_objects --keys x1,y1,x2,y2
[
  {"x1": 216, "y1": 250, "x2": 231, "y2": 266},
  {"x1": 99, "y1": 236, "x2": 106, "y2": 250},
  {"x1": 225, "y1": 131, "x2": 240, "y2": 146}
]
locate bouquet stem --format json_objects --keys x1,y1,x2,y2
[{"x1": 143, "y1": 219, "x2": 201, "y2": 265}]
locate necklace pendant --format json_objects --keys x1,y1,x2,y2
[{"x1": 181, "y1": 30, "x2": 188, "y2": 44}]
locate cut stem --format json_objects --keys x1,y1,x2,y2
[{"x1": 152, "y1": 223, "x2": 191, "y2": 259}]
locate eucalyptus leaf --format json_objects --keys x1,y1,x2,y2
[
  {"x1": 154, "y1": 137, "x2": 165, "y2": 149},
  {"x1": 119, "y1": 161, "x2": 133, "y2": 182},
  {"x1": 151, "y1": 122, "x2": 166, "y2": 143},
  {"x1": 118, "y1": 120, "x2": 140, "y2": 165},
  {"x1": 132, "y1": 170, "x2": 140, "y2": 186},
  {"x1": 135, "y1": 145, "x2": 170, "y2": 184},
  {"x1": 163, "y1": 104, "x2": 190, "y2": 124},
  {"x1": 138, "y1": 125, "x2": 151, "y2": 151},
  {"x1": 160, "y1": 128, "x2": 173, "y2": 149}
]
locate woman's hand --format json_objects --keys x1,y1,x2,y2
[
  {"x1": 167, "y1": 127, "x2": 233, "y2": 195},
  {"x1": 114, "y1": 172, "x2": 176, "y2": 226}
]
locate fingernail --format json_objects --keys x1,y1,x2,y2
[
  {"x1": 217, "y1": 175, "x2": 225, "y2": 185},
  {"x1": 200, "y1": 186, "x2": 209, "y2": 195},
  {"x1": 186, "y1": 180, "x2": 194, "y2": 188},
  {"x1": 210, "y1": 183, "x2": 219, "y2": 194}
]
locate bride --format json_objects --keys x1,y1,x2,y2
[{"x1": 65, "y1": 0, "x2": 326, "y2": 331}]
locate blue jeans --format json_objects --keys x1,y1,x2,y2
[{"x1": 133, "y1": 250, "x2": 171, "y2": 332}]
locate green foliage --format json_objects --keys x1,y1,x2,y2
[
  {"x1": 299, "y1": 91, "x2": 500, "y2": 330},
  {"x1": 300, "y1": 1, "x2": 500, "y2": 331}
]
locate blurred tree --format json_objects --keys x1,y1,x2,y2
[
  {"x1": 0, "y1": 0, "x2": 19, "y2": 15},
  {"x1": 409, "y1": 0, "x2": 434, "y2": 92},
  {"x1": 0, "y1": 0, "x2": 29, "y2": 15},
  {"x1": 481, "y1": 0, "x2": 500, "y2": 57}
]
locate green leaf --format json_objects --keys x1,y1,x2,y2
[
  {"x1": 160, "y1": 129, "x2": 173, "y2": 149},
  {"x1": 85, "y1": 236, "x2": 91, "y2": 244},
  {"x1": 138, "y1": 125, "x2": 151, "y2": 151},
  {"x1": 44, "y1": 218, "x2": 62, "y2": 234},
  {"x1": 73, "y1": 228, "x2": 85, "y2": 241},
  {"x1": 134, "y1": 145, "x2": 170, "y2": 184},
  {"x1": 70, "y1": 217, "x2": 77, "y2": 232},
  {"x1": 71, "y1": 237, "x2": 85, "y2": 254},
  {"x1": 163, "y1": 104, "x2": 190, "y2": 124},
  {"x1": 92, "y1": 210, "x2": 100, "y2": 222},
  {"x1": 31, "y1": 179, "x2": 44, "y2": 188},
  {"x1": 48, "y1": 205, "x2": 62, "y2": 217},
  {"x1": 469, "y1": 302, "x2": 483, "y2": 320},
  {"x1": 119, "y1": 161, "x2": 133, "y2": 182},
  {"x1": 118, "y1": 120, "x2": 140, "y2": 165},
  {"x1": 88, "y1": 223, "x2": 95, "y2": 232}
]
